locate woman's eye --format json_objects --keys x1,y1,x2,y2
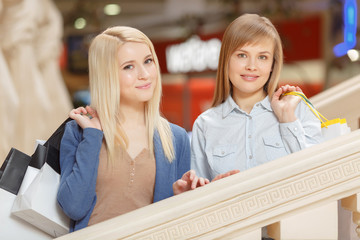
[
  {"x1": 123, "y1": 65, "x2": 134, "y2": 70},
  {"x1": 238, "y1": 53, "x2": 246, "y2": 58},
  {"x1": 145, "y1": 58, "x2": 153, "y2": 64},
  {"x1": 259, "y1": 55, "x2": 268, "y2": 60}
]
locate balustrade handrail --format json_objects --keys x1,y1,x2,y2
[{"x1": 311, "y1": 74, "x2": 360, "y2": 105}]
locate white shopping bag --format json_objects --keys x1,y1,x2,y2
[
  {"x1": 1, "y1": 189, "x2": 52, "y2": 240},
  {"x1": 11, "y1": 162, "x2": 70, "y2": 237},
  {"x1": 0, "y1": 148, "x2": 51, "y2": 240},
  {"x1": 321, "y1": 118, "x2": 351, "y2": 141}
]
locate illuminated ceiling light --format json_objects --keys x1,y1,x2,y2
[
  {"x1": 347, "y1": 49, "x2": 360, "y2": 61},
  {"x1": 74, "y1": 17, "x2": 86, "y2": 29},
  {"x1": 104, "y1": 4, "x2": 121, "y2": 16}
]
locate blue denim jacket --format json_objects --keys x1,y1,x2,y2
[{"x1": 57, "y1": 120, "x2": 190, "y2": 232}]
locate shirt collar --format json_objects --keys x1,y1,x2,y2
[
  {"x1": 222, "y1": 95, "x2": 273, "y2": 118},
  {"x1": 222, "y1": 95, "x2": 240, "y2": 118},
  {"x1": 259, "y1": 96, "x2": 273, "y2": 112}
]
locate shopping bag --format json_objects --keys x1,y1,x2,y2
[
  {"x1": 284, "y1": 91, "x2": 351, "y2": 141},
  {"x1": 17, "y1": 143, "x2": 47, "y2": 196},
  {"x1": 11, "y1": 162, "x2": 69, "y2": 237},
  {"x1": 0, "y1": 148, "x2": 51, "y2": 240},
  {"x1": 0, "y1": 148, "x2": 31, "y2": 194},
  {"x1": 11, "y1": 118, "x2": 72, "y2": 237},
  {"x1": 320, "y1": 118, "x2": 351, "y2": 140}
]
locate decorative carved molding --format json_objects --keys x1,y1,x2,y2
[{"x1": 56, "y1": 129, "x2": 360, "y2": 240}]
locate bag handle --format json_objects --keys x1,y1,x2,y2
[
  {"x1": 27, "y1": 117, "x2": 72, "y2": 174},
  {"x1": 283, "y1": 91, "x2": 329, "y2": 128},
  {"x1": 43, "y1": 117, "x2": 72, "y2": 174}
]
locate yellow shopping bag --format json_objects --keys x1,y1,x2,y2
[{"x1": 284, "y1": 91, "x2": 351, "y2": 141}]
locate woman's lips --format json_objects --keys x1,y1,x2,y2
[
  {"x1": 241, "y1": 75, "x2": 258, "y2": 81},
  {"x1": 136, "y1": 82, "x2": 151, "y2": 89}
]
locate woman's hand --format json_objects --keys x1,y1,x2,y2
[
  {"x1": 212, "y1": 169, "x2": 240, "y2": 182},
  {"x1": 271, "y1": 85, "x2": 302, "y2": 123},
  {"x1": 173, "y1": 170, "x2": 210, "y2": 195},
  {"x1": 69, "y1": 106, "x2": 102, "y2": 130}
]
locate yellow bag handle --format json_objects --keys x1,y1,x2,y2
[{"x1": 283, "y1": 91, "x2": 343, "y2": 128}]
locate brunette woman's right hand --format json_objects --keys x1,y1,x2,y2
[
  {"x1": 212, "y1": 169, "x2": 240, "y2": 182},
  {"x1": 271, "y1": 85, "x2": 302, "y2": 123},
  {"x1": 69, "y1": 106, "x2": 102, "y2": 130}
]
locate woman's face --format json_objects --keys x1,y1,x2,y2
[
  {"x1": 118, "y1": 42, "x2": 157, "y2": 106},
  {"x1": 228, "y1": 38, "x2": 274, "y2": 100}
]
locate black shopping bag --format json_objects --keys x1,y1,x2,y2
[{"x1": 0, "y1": 148, "x2": 31, "y2": 194}]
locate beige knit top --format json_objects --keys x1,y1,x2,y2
[{"x1": 88, "y1": 143, "x2": 156, "y2": 226}]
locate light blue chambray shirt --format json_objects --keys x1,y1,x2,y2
[{"x1": 190, "y1": 95, "x2": 323, "y2": 180}]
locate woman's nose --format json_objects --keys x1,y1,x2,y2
[
  {"x1": 138, "y1": 66, "x2": 150, "y2": 80},
  {"x1": 245, "y1": 58, "x2": 257, "y2": 71}
]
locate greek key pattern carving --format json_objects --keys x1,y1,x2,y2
[{"x1": 128, "y1": 157, "x2": 360, "y2": 240}]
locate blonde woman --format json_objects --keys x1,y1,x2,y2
[
  {"x1": 191, "y1": 14, "x2": 323, "y2": 181},
  {"x1": 57, "y1": 26, "x2": 209, "y2": 232}
]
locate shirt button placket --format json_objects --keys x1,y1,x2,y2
[
  {"x1": 246, "y1": 115, "x2": 254, "y2": 169},
  {"x1": 129, "y1": 160, "x2": 135, "y2": 187}
]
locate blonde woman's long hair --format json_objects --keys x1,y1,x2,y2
[
  {"x1": 88, "y1": 26, "x2": 175, "y2": 163},
  {"x1": 212, "y1": 13, "x2": 283, "y2": 107}
]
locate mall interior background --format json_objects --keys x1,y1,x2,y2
[{"x1": 1, "y1": 0, "x2": 359, "y2": 161}]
